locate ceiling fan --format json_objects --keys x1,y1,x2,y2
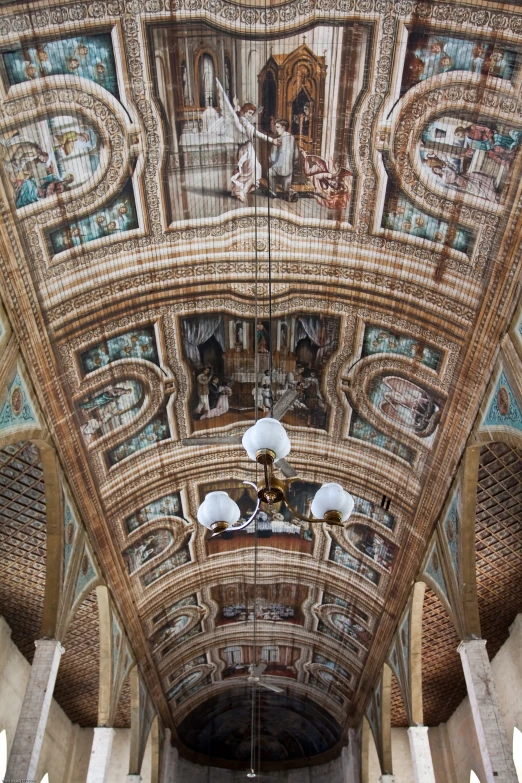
[
  {"x1": 182, "y1": 388, "x2": 298, "y2": 478},
  {"x1": 247, "y1": 663, "x2": 284, "y2": 694}
]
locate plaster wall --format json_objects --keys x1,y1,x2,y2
[{"x1": 368, "y1": 727, "x2": 415, "y2": 783}]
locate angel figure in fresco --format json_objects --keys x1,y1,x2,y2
[
  {"x1": 79, "y1": 384, "x2": 134, "y2": 442},
  {"x1": 216, "y1": 79, "x2": 280, "y2": 203},
  {"x1": 300, "y1": 149, "x2": 352, "y2": 211}
]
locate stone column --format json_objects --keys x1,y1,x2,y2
[
  {"x1": 458, "y1": 639, "x2": 518, "y2": 783},
  {"x1": 342, "y1": 727, "x2": 361, "y2": 782},
  {"x1": 86, "y1": 726, "x2": 115, "y2": 783},
  {"x1": 408, "y1": 726, "x2": 436, "y2": 783},
  {"x1": 4, "y1": 639, "x2": 63, "y2": 783},
  {"x1": 380, "y1": 775, "x2": 395, "y2": 782},
  {"x1": 127, "y1": 776, "x2": 141, "y2": 782}
]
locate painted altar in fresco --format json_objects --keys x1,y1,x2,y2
[
  {"x1": 202, "y1": 479, "x2": 320, "y2": 555},
  {"x1": 220, "y1": 644, "x2": 299, "y2": 680},
  {"x1": 182, "y1": 313, "x2": 339, "y2": 432},
  {"x1": 151, "y1": 23, "x2": 369, "y2": 221},
  {"x1": 211, "y1": 582, "x2": 307, "y2": 626}
]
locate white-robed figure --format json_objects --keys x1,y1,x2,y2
[
  {"x1": 216, "y1": 79, "x2": 278, "y2": 203},
  {"x1": 268, "y1": 118, "x2": 299, "y2": 199}
]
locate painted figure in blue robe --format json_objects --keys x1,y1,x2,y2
[{"x1": 14, "y1": 171, "x2": 74, "y2": 208}]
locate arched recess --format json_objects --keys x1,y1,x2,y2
[
  {"x1": 53, "y1": 586, "x2": 100, "y2": 727},
  {"x1": 419, "y1": 585, "x2": 466, "y2": 726},
  {"x1": 0, "y1": 434, "x2": 62, "y2": 655}
]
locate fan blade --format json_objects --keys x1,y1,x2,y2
[
  {"x1": 182, "y1": 436, "x2": 242, "y2": 446},
  {"x1": 275, "y1": 458, "x2": 297, "y2": 478},
  {"x1": 252, "y1": 663, "x2": 267, "y2": 677},
  {"x1": 272, "y1": 389, "x2": 298, "y2": 421},
  {"x1": 259, "y1": 681, "x2": 284, "y2": 694}
]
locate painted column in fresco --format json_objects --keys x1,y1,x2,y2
[
  {"x1": 458, "y1": 640, "x2": 518, "y2": 783},
  {"x1": 407, "y1": 726, "x2": 436, "y2": 783},
  {"x1": 86, "y1": 727, "x2": 116, "y2": 783},
  {"x1": 4, "y1": 639, "x2": 63, "y2": 783}
]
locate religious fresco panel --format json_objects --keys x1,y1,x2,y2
[
  {"x1": 347, "y1": 524, "x2": 398, "y2": 574},
  {"x1": 122, "y1": 528, "x2": 173, "y2": 574},
  {"x1": 77, "y1": 379, "x2": 144, "y2": 444},
  {"x1": 211, "y1": 583, "x2": 307, "y2": 627},
  {"x1": 125, "y1": 492, "x2": 184, "y2": 533},
  {"x1": 369, "y1": 375, "x2": 442, "y2": 439},
  {"x1": 1, "y1": 116, "x2": 101, "y2": 209},
  {"x1": 381, "y1": 182, "x2": 471, "y2": 252},
  {"x1": 106, "y1": 408, "x2": 170, "y2": 466},
  {"x1": 361, "y1": 325, "x2": 442, "y2": 372},
  {"x1": 141, "y1": 543, "x2": 191, "y2": 586},
  {"x1": 150, "y1": 613, "x2": 191, "y2": 650},
  {"x1": 483, "y1": 370, "x2": 522, "y2": 433},
  {"x1": 329, "y1": 542, "x2": 380, "y2": 585},
  {"x1": 169, "y1": 655, "x2": 208, "y2": 685},
  {"x1": 182, "y1": 313, "x2": 340, "y2": 432},
  {"x1": 152, "y1": 594, "x2": 198, "y2": 626},
  {"x1": 420, "y1": 115, "x2": 522, "y2": 204},
  {"x1": 316, "y1": 621, "x2": 359, "y2": 656},
  {"x1": 220, "y1": 644, "x2": 299, "y2": 680},
  {"x1": 80, "y1": 327, "x2": 159, "y2": 375},
  {"x1": 176, "y1": 674, "x2": 212, "y2": 706},
  {"x1": 401, "y1": 33, "x2": 520, "y2": 94},
  {"x1": 49, "y1": 180, "x2": 138, "y2": 253},
  {"x1": 151, "y1": 24, "x2": 371, "y2": 223},
  {"x1": 349, "y1": 413, "x2": 415, "y2": 464},
  {"x1": 167, "y1": 670, "x2": 204, "y2": 702},
  {"x1": 203, "y1": 480, "x2": 319, "y2": 555},
  {"x1": 352, "y1": 494, "x2": 395, "y2": 530},
  {"x1": 2, "y1": 34, "x2": 119, "y2": 96},
  {"x1": 322, "y1": 592, "x2": 370, "y2": 625}
]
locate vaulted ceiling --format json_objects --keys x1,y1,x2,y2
[{"x1": 0, "y1": 0, "x2": 521, "y2": 769}]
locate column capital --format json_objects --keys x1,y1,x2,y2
[
  {"x1": 457, "y1": 638, "x2": 487, "y2": 654},
  {"x1": 34, "y1": 637, "x2": 65, "y2": 655}
]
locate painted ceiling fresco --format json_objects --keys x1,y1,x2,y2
[{"x1": 0, "y1": 0, "x2": 521, "y2": 770}]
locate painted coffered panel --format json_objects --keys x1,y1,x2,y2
[{"x1": 0, "y1": 0, "x2": 521, "y2": 769}]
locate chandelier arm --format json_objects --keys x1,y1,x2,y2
[
  {"x1": 282, "y1": 493, "x2": 325, "y2": 525},
  {"x1": 210, "y1": 481, "x2": 261, "y2": 536}
]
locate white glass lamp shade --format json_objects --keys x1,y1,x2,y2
[
  {"x1": 311, "y1": 483, "x2": 354, "y2": 522},
  {"x1": 197, "y1": 491, "x2": 240, "y2": 530},
  {"x1": 242, "y1": 418, "x2": 291, "y2": 462}
]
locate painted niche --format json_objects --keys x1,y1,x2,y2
[
  {"x1": 329, "y1": 542, "x2": 380, "y2": 585},
  {"x1": 126, "y1": 492, "x2": 184, "y2": 533},
  {"x1": 381, "y1": 182, "x2": 471, "y2": 253},
  {"x1": 3, "y1": 34, "x2": 119, "y2": 96},
  {"x1": 361, "y1": 324, "x2": 442, "y2": 372},
  {"x1": 49, "y1": 180, "x2": 138, "y2": 254},
  {"x1": 401, "y1": 32, "x2": 518, "y2": 94},
  {"x1": 151, "y1": 23, "x2": 370, "y2": 222},
  {"x1": 1, "y1": 116, "x2": 101, "y2": 209},
  {"x1": 211, "y1": 582, "x2": 307, "y2": 626},
  {"x1": 221, "y1": 644, "x2": 298, "y2": 681},
  {"x1": 420, "y1": 116, "x2": 522, "y2": 204},
  {"x1": 80, "y1": 327, "x2": 159, "y2": 374},
  {"x1": 346, "y1": 525, "x2": 398, "y2": 574},
  {"x1": 182, "y1": 313, "x2": 340, "y2": 432},
  {"x1": 142, "y1": 544, "x2": 191, "y2": 587},
  {"x1": 107, "y1": 409, "x2": 170, "y2": 466},
  {"x1": 352, "y1": 493, "x2": 395, "y2": 530},
  {"x1": 151, "y1": 614, "x2": 191, "y2": 650},
  {"x1": 204, "y1": 480, "x2": 319, "y2": 556},
  {"x1": 369, "y1": 375, "x2": 442, "y2": 438},
  {"x1": 349, "y1": 413, "x2": 415, "y2": 464},
  {"x1": 77, "y1": 380, "x2": 144, "y2": 444},
  {"x1": 122, "y1": 528, "x2": 173, "y2": 574},
  {"x1": 169, "y1": 655, "x2": 208, "y2": 685},
  {"x1": 153, "y1": 594, "x2": 198, "y2": 626}
]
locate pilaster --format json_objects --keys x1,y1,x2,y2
[
  {"x1": 408, "y1": 726, "x2": 436, "y2": 783},
  {"x1": 86, "y1": 727, "x2": 116, "y2": 783},
  {"x1": 4, "y1": 638, "x2": 63, "y2": 783},
  {"x1": 458, "y1": 639, "x2": 518, "y2": 783}
]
